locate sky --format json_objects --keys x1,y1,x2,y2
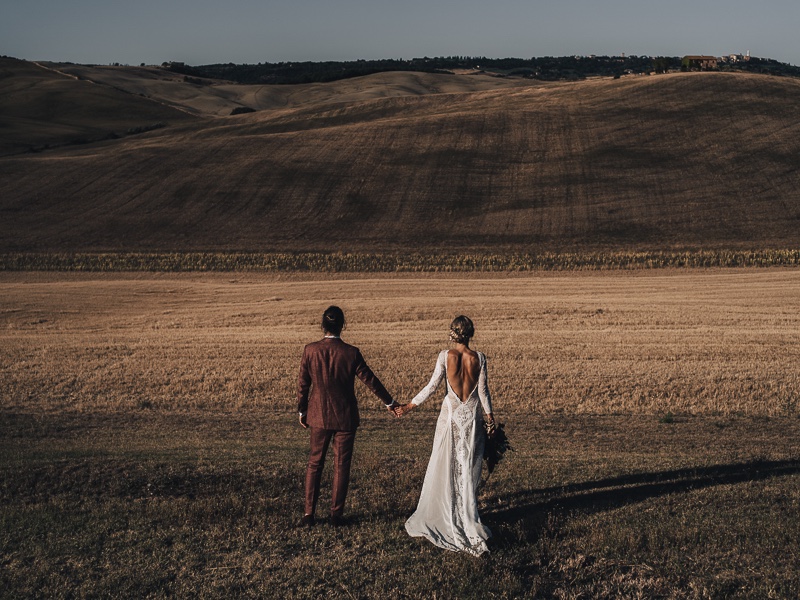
[{"x1": 2, "y1": 0, "x2": 798, "y2": 66}]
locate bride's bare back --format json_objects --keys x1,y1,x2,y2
[{"x1": 446, "y1": 348, "x2": 480, "y2": 402}]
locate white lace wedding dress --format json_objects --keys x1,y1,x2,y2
[{"x1": 404, "y1": 350, "x2": 493, "y2": 556}]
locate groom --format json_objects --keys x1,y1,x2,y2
[{"x1": 297, "y1": 306, "x2": 398, "y2": 527}]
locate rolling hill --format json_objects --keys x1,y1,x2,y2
[
  {"x1": 2, "y1": 57, "x2": 800, "y2": 255},
  {"x1": 42, "y1": 62, "x2": 534, "y2": 116},
  {"x1": 0, "y1": 59, "x2": 198, "y2": 157}
]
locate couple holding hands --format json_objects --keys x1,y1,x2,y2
[{"x1": 297, "y1": 306, "x2": 496, "y2": 556}]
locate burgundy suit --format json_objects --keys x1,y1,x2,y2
[{"x1": 297, "y1": 337, "x2": 394, "y2": 517}]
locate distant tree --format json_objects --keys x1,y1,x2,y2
[
  {"x1": 158, "y1": 54, "x2": 800, "y2": 86},
  {"x1": 653, "y1": 57, "x2": 670, "y2": 74}
]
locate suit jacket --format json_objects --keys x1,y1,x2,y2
[{"x1": 297, "y1": 337, "x2": 393, "y2": 431}]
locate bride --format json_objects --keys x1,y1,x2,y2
[{"x1": 396, "y1": 315, "x2": 495, "y2": 556}]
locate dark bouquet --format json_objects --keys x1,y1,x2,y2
[{"x1": 483, "y1": 421, "x2": 512, "y2": 475}]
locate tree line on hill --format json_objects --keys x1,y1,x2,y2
[{"x1": 161, "y1": 55, "x2": 800, "y2": 84}]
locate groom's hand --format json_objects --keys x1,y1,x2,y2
[
  {"x1": 386, "y1": 401, "x2": 400, "y2": 417},
  {"x1": 392, "y1": 403, "x2": 411, "y2": 417},
  {"x1": 299, "y1": 413, "x2": 308, "y2": 429}
]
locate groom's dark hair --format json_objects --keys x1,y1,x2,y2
[{"x1": 322, "y1": 306, "x2": 346, "y2": 335}]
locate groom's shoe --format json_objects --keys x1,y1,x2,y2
[{"x1": 298, "y1": 514, "x2": 315, "y2": 528}]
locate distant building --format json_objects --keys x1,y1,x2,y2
[
  {"x1": 682, "y1": 55, "x2": 718, "y2": 70},
  {"x1": 727, "y1": 51, "x2": 751, "y2": 63}
]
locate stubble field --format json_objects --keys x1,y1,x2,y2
[
  {"x1": 3, "y1": 270, "x2": 800, "y2": 416},
  {"x1": 2, "y1": 270, "x2": 800, "y2": 598}
]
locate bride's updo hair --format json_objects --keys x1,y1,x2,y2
[
  {"x1": 322, "y1": 305, "x2": 345, "y2": 335},
  {"x1": 449, "y1": 315, "x2": 474, "y2": 344}
]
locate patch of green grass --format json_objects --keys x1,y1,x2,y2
[{"x1": 1, "y1": 411, "x2": 799, "y2": 598}]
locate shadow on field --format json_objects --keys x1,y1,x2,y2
[{"x1": 484, "y1": 459, "x2": 800, "y2": 543}]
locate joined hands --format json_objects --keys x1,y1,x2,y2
[
  {"x1": 392, "y1": 403, "x2": 415, "y2": 417},
  {"x1": 387, "y1": 402, "x2": 415, "y2": 417}
]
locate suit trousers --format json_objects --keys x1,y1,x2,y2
[{"x1": 305, "y1": 427, "x2": 356, "y2": 517}]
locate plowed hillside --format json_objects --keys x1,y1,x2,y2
[
  {"x1": 2, "y1": 63, "x2": 800, "y2": 254},
  {"x1": 0, "y1": 59, "x2": 197, "y2": 156}
]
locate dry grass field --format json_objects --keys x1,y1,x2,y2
[
  {"x1": 3, "y1": 57, "x2": 800, "y2": 597},
  {"x1": 3, "y1": 62, "x2": 800, "y2": 254},
  {"x1": 3, "y1": 270, "x2": 799, "y2": 416},
  {"x1": 2, "y1": 410, "x2": 799, "y2": 598},
  {"x1": 2, "y1": 271, "x2": 800, "y2": 598}
]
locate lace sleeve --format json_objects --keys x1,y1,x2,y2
[
  {"x1": 411, "y1": 351, "x2": 446, "y2": 406},
  {"x1": 478, "y1": 353, "x2": 493, "y2": 415}
]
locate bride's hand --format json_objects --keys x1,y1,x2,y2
[{"x1": 397, "y1": 403, "x2": 415, "y2": 417}]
